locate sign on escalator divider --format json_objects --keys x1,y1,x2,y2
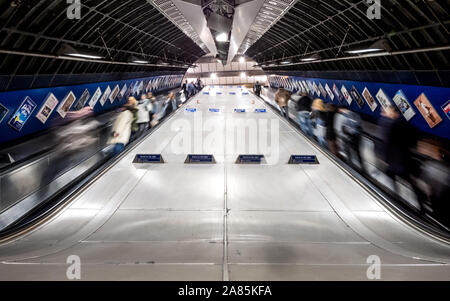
[{"x1": 133, "y1": 154, "x2": 165, "y2": 164}]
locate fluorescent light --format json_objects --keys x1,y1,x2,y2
[
  {"x1": 346, "y1": 48, "x2": 383, "y2": 54},
  {"x1": 216, "y1": 33, "x2": 228, "y2": 42},
  {"x1": 132, "y1": 60, "x2": 149, "y2": 64},
  {"x1": 211, "y1": 73, "x2": 217, "y2": 79},
  {"x1": 345, "y1": 39, "x2": 391, "y2": 55},
  {"x1": 240, "y1": 72, "x2": 246, "y2": 78},
  {"x1": 268, "y1": 1, "x2": 278, "y2": 5},
  {"x1": 239, "y1": 57, "x2": 245, "y2": 63},
  {"x1": 280, "y1": 60, "x2": 291, "y2": 64},
  {"x1": 301, "y1": 54, "x2": 320, "y2": 62},
  {"x1": 66, "y1": 53, "x2": 103, "y2": 59}
]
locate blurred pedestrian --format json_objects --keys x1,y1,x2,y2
[
  {"x1": 310, "y1": 98, "x2": 328, "y2": 148},
  {"x1": 135, "y1": 94, "x2": 153, "y2": 138},
  {"x1": 254, "y1": 81, "x2": 262, "y2": 97},
  {"x1": 275, "y1": 86, "x2": 291, "y2": 119},
  {"x1": 108, "y1": 97, "x2": 137, "y2": 156},
  {"x1": 292, "y1": 92, "x2": 313, "y2": 136},
  {"x1": 339, "y1": 107, "x2": 364, "y2": 171}
]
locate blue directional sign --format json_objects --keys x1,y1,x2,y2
[
  {"x1": 236, "y1": 154, "x2": 265, "y2": 164},
  {"x1": 255, "y1": 108, "x2": 267, "y2": 113},
  {"x1": 242, "y1": 92, "x2": 249, "y2": 95},
  {"x1": 288, "y1": 155, "x2": 319, "y2": 164},
  {"x1": 209, "y1": 108, "x2": 220, "y2": 113},
  {"x1": 133, "y1": 154, "x2": 165, "y2": 164},
  {"x1": 203, "y1": 92, "x2": 210, "y2": 95},
  {"x1": 216, "y1": 92, "x2": 223, "y2": 95},
  {"x1": 185, "y1": 154, "x2": 216, "y2": 164},
  {"x1": 229, "y1": 92, "x2": 236, "y2": 95},
  {"x1": 185, "y1": 108, "x2": 197, "y2": 112},
  {"x1": 234, "y1": 109, "x2": 246, "y2": 113}
]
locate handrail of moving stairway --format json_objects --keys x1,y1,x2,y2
[{"x1": 0, "y1": 88, "x2": 193, "y2": 243}]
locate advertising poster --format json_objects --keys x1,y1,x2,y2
[
  {"x1": 414, "y1": 93, "x2": 442, "y2": 128},
  {"x1": 89, "y1": 87, "x2": 102, "y2": 108},
  {"x1": 350, "y1": 86, "x2": 364, "y2": 108},
  {"x1": 302, "y1": 81, "x2": 309, "y2": 93},
  {"x1": 132, "y1": 81, "x2": 139, "y2": 95},
  {"x1": 393, "y1": 90, "x2": 416, "y2": 121},
  {"x1": 442, "y1": 100, "x2": 450, "y2": 120},
  {"x1": 146, "y1": 80, "x2": 153, "y2": 92},
  {"x1": 73, "y1": 88, "x2": 91, "y2": 111},
  {"x1": 56, "y1": 91, "x2": 77, "y2": 118},
  {"x1": 333, "y1": 84, "x2": 344, "y2": 104},
  {"x1": 376, "y1": 88, "x2": 393, "y2": 111},
  {"x1": 341, "y1": 85, "x2": 353, "y2": 105},
  {"x1": 8, "y1": 96, "x2": 37, "y2": 131},
  {"x1": 362, "y1": 87, "x2": 378, "y2": 112},
  {"x1": 313, "y1": 82, "x2": 320, "y2": 96},
  {"x1": 319, "y1": 83, "x2": 327, "y2": 99},
  {"x1": 325, "y1": 84, "x2": 334, "y2": 101},
  {"x1": 119, "y1": 84, "x2": 127, "y2": 100},
  {"x1": 125, "y1": 84, "x2": 133, "y2": 99},
  {"x1": 36, "y1": 93, "x2": 59, "y2": 123},
  {"x1": 100, "y1": 86, "x2": 111, "y2": 106},
  {"x1": 0, "y1": 103, "x2": 9, "y2": 124},
  {"x1": 109, "y1": 85, "x2": 120, "y2": 103},
  {"x1": 138, "y1": 81, "x2": 144, "y2": 94}
]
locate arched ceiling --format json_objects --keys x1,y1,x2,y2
[
  {"x1": 245, "y1": 0, "x2": 449, "y2": 73},
  {"x1": 0, "y1": 0, "x2": 206, "y2": 79}
]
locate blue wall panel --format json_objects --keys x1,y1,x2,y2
[
  {"x1": 0, "y1": 75, "x2": 183, "y2": 144},
  {"x1": 269, "y1": 75, "x2": 450, "y2": 140}
]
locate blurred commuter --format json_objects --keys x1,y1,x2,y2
[
  {"x1": 187, "y1": 81, "x2": 195, "y2": 98},
  {"x1": 196, "y1": 78, "x2": 203, "y2": 91},
  {"x1": 108, "y1": 97, "x2": 137, "y2": 156},
  {"x1": 310, "y1": 99, "x2": 328, "y2": 148},
  {"x1": 292, "y1": 92, "x2": 313, "y2": 136},
  {"x1": 325, "y1": 104, "x2": 338, "y2": 155},
  {"x1": 182, "y1": 80, "x2": 188, "y2": 98},
  {"x1": 135, "y1": 94, "x2": 153, "y2": 138},
  {"x1": 339, "y1": 107, "x2": 364, "y2": 171},
  {"x1": 275, "y1": 86, "x2": 291, "y2": 119},
  {"x1": 416, "y1": 139, "x2": 450, "y2": 225},
  {"x1": 147, "y1": 92, "x2": 157, "y2": 127},
  {"x1": 376, "y1": 106, "x2": 425, "y2": 208},
  {"x1": 254, "y1": 81, "x2": 262, "y2": 97}
]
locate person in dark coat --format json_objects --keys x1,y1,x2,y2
[
  {"x1": 377, "y1": 106, "x2": 426, "y2": 209},
  {"x1": 254, "y1": 81, "x2": 262, "y2": 97}
]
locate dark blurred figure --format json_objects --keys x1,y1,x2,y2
[
  {"x1": 187, "y1": 81, "x2": 195, "y2": 98},
  {"x1": 108, "y1": 97, "x2": 137, "y2": 156},
  {"x1": 182, "y1": 80, "x2": 188, "y2": 98},
  {"x1": 310, "y1": 98, "x2": 328, "y2": 148},
  {"x1": 147, "y1": 92, "x2": 157, "y2": 128},
  {"x1": 196, "y1": 78, "x2": 203, "y2": 92},
  {"x1": 339, "y1": 107, "x2": 364, "y2": 172},
  {"x1": 292, "y1": 92, "x2": 313, "y2": 136},
  {"x1": 135, "y1": 94, "x2": 153, "y2": 139},
  {"x1": 416, "y1": 138, "x2": 450, "y2": 226},
  {"x1": 253, "y1": 81, "x2": 262, "y2": 97},
  {"x1": 376, "y1": 106, "x2": 426, "y2": 210},
  {"x1": 275, "y1": 86, "x2": 291, "y2": 119},
  {"x1": 325, "y1": 103, "x2": 338, "y2": 155}
]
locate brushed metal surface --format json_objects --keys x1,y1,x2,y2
[{"x1": 0, "y1": 86, "x2": 449, "y2": 280}]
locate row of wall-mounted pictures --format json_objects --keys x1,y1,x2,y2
[
  {"x1": 0, "y1": 75, "x2": 183, "y2": 133},
  {"x1": 269, "y1": 75, "x2": 449, "y2": 131}
]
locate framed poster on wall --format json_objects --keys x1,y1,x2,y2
[
  {"x1": 109, "y1": 85, "x2": 120, "y2": 103},
  {"x1": 393, "y1": 90, "x2": 415, "y2": 121},
  {"x1": 8, "y1": 96, "x2": 37, "y2": 131},
  {"x1": 350, "y1": 86, "x2": 365, "y2": 108},
  {"x1": 442, "y1": 100, "x2": 450, "y2": 120},
  {"x1": 73, "y1": 88, "x2": 91, "y2": 111},
  {"x1": 36, "y1": 93, "x2": 59, "y2": 123},
  {"x1": 376, "y1": 88, "x2": 393, "y2": 111},
  {"x1": 100, "y1": 86, "x2": 111, "y2": 106},
  {"x1": 362, "y1": 87, "x2": 378, "y2": 112},
  {"x1": 325, "y1": 84, "x2": 334, "y2": 101},
  {"x1": 57, "y1": 91, "x2": 77, "y2": 118},
  {"x1": 341, "y1": 85, "x2": 353, "y2": 105},
  {"x1": 0, "y1": 103, "x2": 9, "y2": 124},
  {"x1": 89, "y1": 87, "x2": 102, "y2": 108},
  {"x1": 414, "y1": 93, "x2": 442, "y2": 128}
]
